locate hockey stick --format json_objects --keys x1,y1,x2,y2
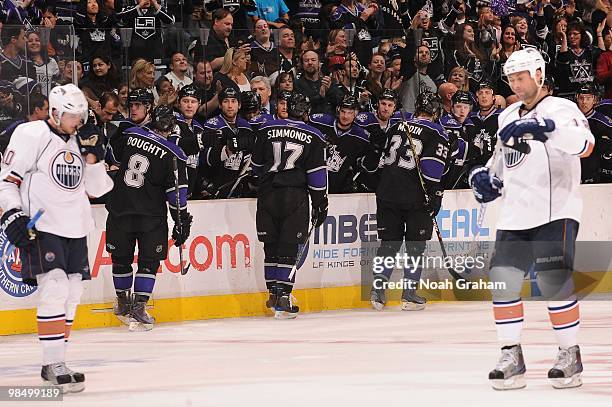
[
  {"x1": 288, "y1": 211, "x2": 318, "y2": 281},
  {"x1": 227, "y1": 156, "x2": 252, "y2": 198},
  {"x1": 399, "y1": 112, "x2": 467, "y2": 282},
  {"x1": 172, "y1": 156, "x2": 190, "y2": 275},
  {"x1": 2, "y1": 209, "x2": 45, "y2": 262}
]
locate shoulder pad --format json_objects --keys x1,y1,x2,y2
[
  {"x1": 355, "y1": 112, "x2": 375, "y2": 126},
  {"x1": 236, "y1": 117, "x2": 253, "y2": 130},
  {"x1": 350, "y1": 124, "x2": 370, "y2": 141},
  {"x1": 204, "y1": 116, "x2": 224, "y2": 129},
  {"x1": 309, "y1": 113, "x2": 334, "y2": 126},
  {"x1": 592, "y1": 111, "x2": 612, "y2": 128}
]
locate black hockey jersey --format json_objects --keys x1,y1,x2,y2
[
  {"x1": 105, "y1": 126, "x2": 188, "y2": 219},
  {"x1": 377, "y1": 118, "x2": 449, "y2": 206},
  {"x1": 582, "y1": 110, "x2": 612, "y2": 183},
  {"x1": 309, "y1": 113, "x2": 370, "y2": 193},
  {"x1": 440, "y1": 113, "x2": 478, "y2": 189},
  {"x1": 467, "y1": 108, "x2": 502, "y2": 167}
]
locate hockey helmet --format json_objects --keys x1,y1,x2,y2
[
  {"x1": 178, "y1": 84, "x2": 203, "y2": 102},
  {"x1": 576, "y1": 83, "x2": 598, "y2": 96},
  {"x1": 239, "y1": 91, "x2": 262, "y2": 114},
  {"x1": 287, "y1": 94, "x2": 311, "y2": 120},
  {"x1": 219, "y1": 87, "x2": 240, "y2": 102},
  {"x1": 452, "y1": 90, "x2": 473, "y2": 106},
  {"x1": 48, "y1": 83, "x2": 89, "y2": 125},
  {"x1": 277, "y1": 90, "x2": 293, "y2": 102},
  {"x1": 503, "y1": 48, "x2": 545, "y2": 82},
  {"x1": 338, "y1": 94, "x2": 359, "y2": 110},
  {"x1": 379, "y1": 88, "x2": 398, "y2": 104},
  {"x1": 150, "y1": 105, "x2": 177, "y2": 133},
  {"x1": 414, "y1": 91, "x2": 442, "y2": 118},
  {"x1": 128, "y1": 88, "x2": 154, "y2": 106},
  {"x1": 477, "y1": 80, "x2": 495, "y2": 93}
]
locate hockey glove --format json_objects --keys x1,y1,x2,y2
[
  {"x1": 469, "y1": 166, "x2": 503, "y2": 203},
  {"x1": 499, "y1": 118, "x2": 554, "y2": 147},
  {"x1": 76, "y1": 124, "x2": 106, "y2": 162},
  {"x1": 311, "y1": 197, "x2": 329, "y2": 228},
  {"x1": 200, "y1": 129, "x2": 223, "y2": 148},
  {"x1": 226, "y1": 132, "x2": 254, "y2": 154},
  {"x1": 424, "y1": 190, "x2": 443, "y2": 217},
  {"x1": 171, "y1": 210, "x2": 193, "y2": 247},
  {"x1": 0, "y1": 208, "x2": 37, "y2": 249}
]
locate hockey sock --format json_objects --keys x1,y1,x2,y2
[
  {"x1": 264, "y1": 263, "x2": 278, "y2": 291},
  {"x1": 493, "y1": 299, "x2": 524, "y2": 347},
  {"x1": 64, "y1": 274, "x2": 83, "y2": 353},
  {"x1": 134, "y1": 268, "x2": 157, "y2": 301},
  {"x1": 112, "y1": 263, "x2": 133, "y2": 294},
  {"x1": 36, "y1": 269, "x2": 70, "y2": 365},
  {"x1": 548, "y1": 300, "x2": 580, "y2": 348}
]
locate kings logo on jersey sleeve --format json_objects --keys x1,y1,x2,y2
[
  {"x1": 49, "y1": 150, "x2": 84, "y2": 191},
  {"x1": 0, "y1": 231, "x2": 37, "y2": 297}
]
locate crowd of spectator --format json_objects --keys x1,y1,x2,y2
[{"x1": 1, "y1": 0, "x2": 612, "y2": 197}]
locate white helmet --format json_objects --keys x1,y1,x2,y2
[
  {"x1": 48, "y1": 83, "x2": 89, "y2": 126},
  {"x1": 503, "y1": 48, "x2": 545, "y2": 81}
]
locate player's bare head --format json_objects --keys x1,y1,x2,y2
[
  {"x1": 451, "y1": 91, "x2": 472, "y2": 123},
  {"x1": 414, "y1": 91, "x2": 442, "y2": 121},
  {"x1": 337, "y1": 95, "x2": 358, "y2": 128},
  {"x1": 276, "y1": 91, "x2": 291, "y2": 119},
  {"x1": 476, "y1": 81, "x2": 495, "y2": 111},
  {"x1": 178, "y1": 85, "x2": 202, "y2": 119},
  {"x1": 504, "y1": 48, "x2": 545, "y2": 103},
  {"x1": 576, "y1": 83, "x2": 599, "y2": 115},
  {"x1": 377, "y1": 89, "x2": 397, "y2": 121},
  {"x1": 219, "y1": 87, "x2": 240, "y2": 121},
  {"x1": 128, "y1": 88, "x2": 153, "y2": 124},
  {"x1": 48, "y1": 84, "x2": 88, "y2": 135}
]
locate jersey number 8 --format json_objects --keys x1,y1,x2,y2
[{"x1": 124, "y1": 154, "x2": 150, "y2": 188}]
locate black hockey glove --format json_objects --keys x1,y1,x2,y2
[
  {"x1": 171, "y1": 210, "x2": 193, "y2": 247},
  {"x1": 311, "y1": 197, "x2": 329, "y2": 228},
  {"x1": 1, "y1": 208, "x2": 37, "y2": 249},
  {"x1": 424, "y1": 190, "x2": 443, "y2": 217},
  {"x1": 200, "y1": 129, "x2": 223, "y2": 148},
  {"x1": 77, "y1": 124, "x2": 106, "y2": 162},
  {"x1": 226, "y1": 132, "x2": 254, "y2": 154}
]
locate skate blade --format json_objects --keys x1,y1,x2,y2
[
  {"x1": 41, "y1": 379, "x2": 71, "y2": 394},
  {"x1": 115, "y1": 314, "x2": 131, "y2": 326},
  {"x1": 371, "y1": 300, "x2": 384, "y2": 311},
  {"x1": 274, "y1": 310, "x2": 298, "y2": 320},
  {"x1": 550, "y1": 374, "x2": 583, "y2": 389},
  {"x1": 128, "y1": 321, "x2": 154, "y2": 332},
  {"x1": 401, "y1": 301, "x2": 426, "y2": 311},
  {"x1": 490, "y1": 374, "x2": 526, "y2": 390},
  {"x1": 69, "y1": 382, "x2": 86, "y2": 393}
]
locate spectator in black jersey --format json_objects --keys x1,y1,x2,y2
[
  {"x1": 276, "y1": 26, "x2": 298, "y2": 74},
  {"x1": 0, "y1": 26, "x2": 36, "y2": 83},
  {"x1": 249, "y1": 18, "x2": 280, "y2": 78},
  {"x1": 330, "y1": 0, "x2": 378, "y2": 65},
  {"x1": 80, "y1": 54, "x2": 120, "y2": 111},
  {"x1": 73, "y1": 0, "x2": 117, "y2": 68},
  {"x1": 556, "y1": 21, "x2": 599, "y2": 97}
]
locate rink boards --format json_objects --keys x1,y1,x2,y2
[{"x1": 2, "y1": 185, "x2": 612, "y2": 335}]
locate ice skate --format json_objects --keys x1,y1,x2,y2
[
  {"x1": 265, "y1": 286, "x2": 279, "y2": 312},
  {"x1": 489, "y1": 344, "x2": 527, "y2": 390},
  {"x1": 370, "y1": 285, "x2": 386, "y2": 311},
  {"x1": 64, "y1": 365, "x2": 85, "y2": 393},
  {"x1": 401, "y1": 289, "x2": 426, "y2": 311},
  {"x1": 274, "y1": 294, "x2": 299, "y2": 319},
  {"x1": 129, "y1": 297, "x2": 155, "y2": 332},
  {"x1": 548, "y1": 345, "x2": 583, "y2": 389},
  {"x1": 41, "y1": 363, "x2": 73, "y2": 394},
  {"x1": 113, "y1": 291, "x2": 132, "y2": 325}
]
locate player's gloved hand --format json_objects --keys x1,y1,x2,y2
[
  {"x1": 499, "y1": 118, "x2": 554, "y2": 147},
  {"x1": 311, "y1": 197, "x2": 329, "y2": 228},
  {"x1": 424, "y1": 190, "x2": 443, "y2": 217},
  {"x1": 226, "y1": 132, "x2": 254, "y2": 154},
  {"x1": 200, "y1": 129, "x2": 223, "y2": 148},
  {"x1": 76, "y1": 123, "x2": 106, "y2": 162},
  {"x1": 0, "y1": 208, "x2": 37, "y2": 249},
  {"x1": 171, "y1": 210, "x2": 193, "y2": 247},
  {"x1": 469, "y1": 166, "x2": 503, "y2": 203}
]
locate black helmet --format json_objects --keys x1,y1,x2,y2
[
  {"x1": 178, "y1": 84, "x2": 202, "y2": 102},
  {"x1": 150, "y1": 105, "x2": 176, "y2": 132},
  {"x1": 543, "y1": 75, "x2": 555, "y2": 90},
  {"x1": 287, "y1": 94, "x2": 311, "y2": 120},
  {"x1": 128, "y1": 88, "x2": 154, "y2": 106},
  {"x1": 414, "y1": 91, "x2": 442, "y2": 118},
  {"x1": 219, "y1": 87, "x2": 240, "y2": 102},
  {"x1": 338, "y1": 94, "x2": 359, "y2": 110},
  {"x1": 452, "y1": 90, "x2": 473, "y2": 106},
  {"x1": 379, "y1": 88, "x2": 398, "y2": 103},
  {"x1": 239, "y1": 91, "x2": 261, "y2": 114},
  {"x1": 577, "y1": 82, "x2": 597, "y2": 96},
  {"x1": 477, "y1": 80, "x2": 495, "y2": 93},
  {"x1": 277, "y1": 90, "x2": 293, "y2": 102}
]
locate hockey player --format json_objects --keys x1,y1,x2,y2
[
  {"x1": 200, "y1": 87, "x2": 255, "y2": 198},
  {"x1": 252, "y1": 94, "x2": 328, "y2": 319},
  {"x1": 371, "y1": 92, "x2": 449, "y2": 311},
  {"x1": 105, "y1": 104, "x2": 192, "y2": 331},
  {"x1": 469, "y1": 81, "x2": 503, "y2": 167},
  {"x1": 354, "y1": 88, "x2": 404, "y2": 191},
  {"x1": 469, "y1": 48, "x2": 595, "y2": 390},
  {"x1": 239, "y1": 90, "x2": 273, "y2": 130},
  {"x1": 440, "y1": 90, "x2": 478, "y2": 189},
  {"x1": 309, "y1": 95, "x2": 370, "y2": 193},
  {"x1": 574, "y1": 83, "x2": 612, "y2": 184},
  {"x1": 0, "y1": 84, "x2": 113, "y2": 392},
  {"x1": 275, "y1": 91, "x2": 291, "y2": 120}
]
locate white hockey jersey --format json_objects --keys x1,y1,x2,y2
[
  {"x1": 489, "y1": 96, "x2": 595, "y2": 231},
  {"x1": 0, "y1": 121, "x2": 113, "y2": 238}
]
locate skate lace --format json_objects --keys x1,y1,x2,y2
[
  {"x1": 553, "y1": 348, "x2": 571, "y2": 370},
  {"x1": 51, "y1": 363, "x2": 70, "y2": 376},
  {"x1": 496, "y1": 349, "x2": 518, "y2": 371}
]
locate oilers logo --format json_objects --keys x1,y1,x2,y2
[
  {"x1": 504, "y1": 147, "x2": 526, "y2": 168},
  {"x1": 50, "y1": 150, "x2": 84, "y2": 191},
  {"x1": 0, "y1": 230, "x2": 37, "y2": 297}
]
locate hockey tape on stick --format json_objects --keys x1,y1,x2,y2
[{"x1": 2, "y1": 209, "x2": 44, "y2": 262}]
